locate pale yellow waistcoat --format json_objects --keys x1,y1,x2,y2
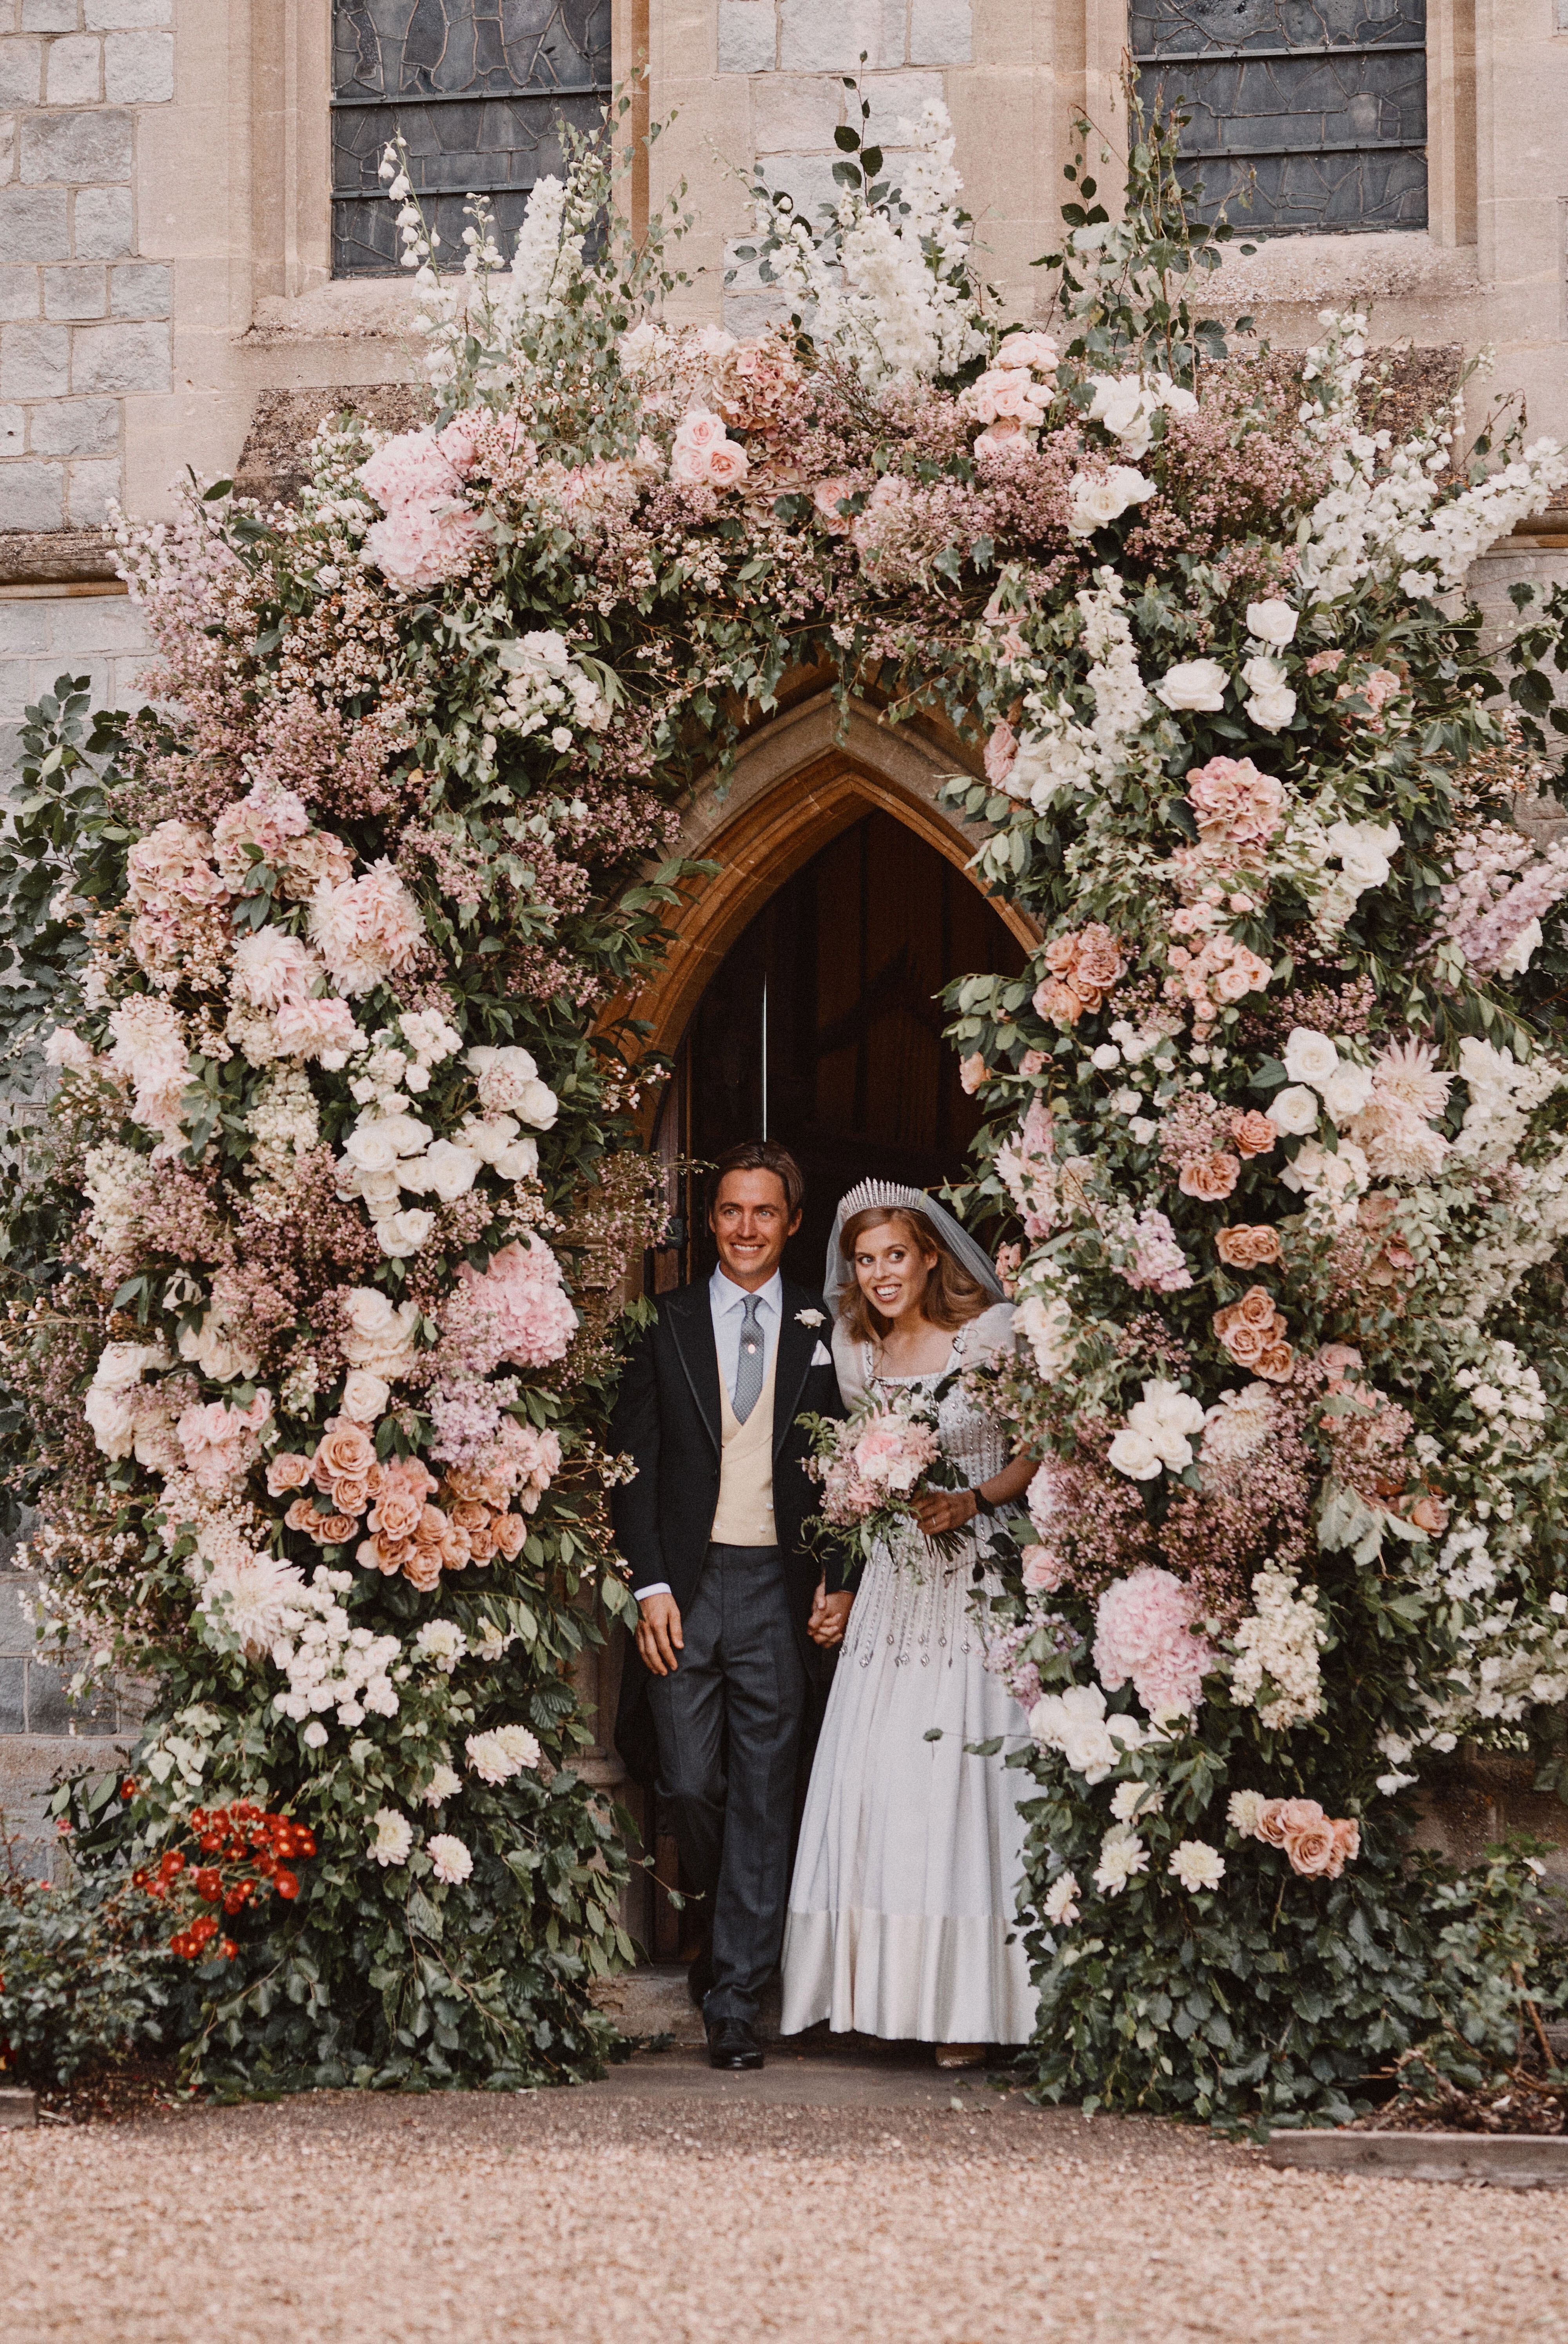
[{"x1": 710, "y1": 1332, "x2": 778, "y2": 1548}]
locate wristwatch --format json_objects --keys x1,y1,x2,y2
[{"x1": 969, "y1": 1488, "x2": 996, "y2": 1518}]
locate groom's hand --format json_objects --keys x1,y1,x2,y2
[{"x1": 636, "y1": 1592, "x2": 684, "y2": 1677}]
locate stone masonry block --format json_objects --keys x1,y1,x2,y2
[
  {"x1": 0, "y1": 35, "x2": 44, "y2": 103},
  {"x1": 779, "y1": 0, "x2": 905, "y2": 71},
  {"x1": 0, "y1": 456, "x2": 64, "y2": 530},
  {"x1": 65, "y1": 453, "x2": 116, "y2": 524},
  {"x1": 717, "y1": 0, "x2": 775, "y2": 74},
  {"x1": 0, "y1": 1571, "x2": 42, "y2": 1649},
  {"x1": 20, "y1": 0, "x2": 78, "y2": 29},
  {"x1": 861, "y1": 68, "x2": 944, "y2": 147},
  {"x1": 0, "y1": 268, "x2": 40, "y2": 321},
  {"x1": 0, "y1": 1656, "x2": 23, "y2": 1732},
  {"x1": 724, "y1": 287, "x2": 789, "y2": 334},
  {"x1": 0, "y1": 1733, "x2": 131, "y2": 1839},
  {"x1": 45, "y1": 263, "x2": 105, "y2": 318},
  {"x1": 0, "y1": 406, "x2": 24, "y2": 454},
  {"x1": 908, "y1": 0, "x2": 968, "y2": 62},
  {"x1": 26, "y1": 1656, "x2": 118, "y2": 1733},
  {"x1": 0, "y1": 320, "x2": 69, "y2": 396},
  {"x1": 20, "y1": 107, "x2": 131, "y2": 185},
  {"x1": 102, "y1": 26, "x2": 170, "y2": 99},
  {"x1": 28, "y1": 391, "x2": 115, "y2": 452},
  {"x1": 0, "y1": 115, "x2": 14, "y2": 182},
  {"x1": 752, "y1": 74, "x2": 843, "y2": 151},
  {"x1": 0, "y1": 187, "x2": 69, "y2": 261},
  {"x1": 44, "y1": 591, "x2": 146, "y2": 650},
  {"x1": 109, "y1": 259, "x2": 167, "y2": 316},
  {"x1": 44, "y1": 29, "x2": 100, "y2": 101},
  {"x1": 70, "y1": 316, "x2": 166, "y2": 393},
  {"x1": 0, "y1": 603, "x2": 49, "y2": 654},
  {"x1": 74, "y1": 184, "x2": 133, "y2": 258},
  {"x1": 758, "y1": 151, "x2": 840, "y2": 218},
  {"x1": 86, "y1": 0, "x2": 171, "y2": 21}
]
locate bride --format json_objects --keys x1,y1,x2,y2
[{"x1": 780, "y1": 1180, "x2": 1040, "y2": 2065}]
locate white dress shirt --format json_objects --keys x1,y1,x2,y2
[{"x1": 632, "y1": 1268, "x2": 784, "y2": 1602}]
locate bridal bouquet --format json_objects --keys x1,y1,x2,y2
[{"x1": 801, "y1": 1388, "x2": 971, "y2": 1572}]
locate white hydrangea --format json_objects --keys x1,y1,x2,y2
[{"x1": 1229, "y1": 1568, "x2": 1327, "y2": 1730}]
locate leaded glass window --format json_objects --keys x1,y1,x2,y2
[
  {"x1": 1133, "y1": 0, "x2": 1427, "y2": 236},
  {"x1": 332, "y1": 0, "x2": 612, "y2": 277}
]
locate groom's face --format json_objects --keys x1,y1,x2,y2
[{"x1": 710, "y1": 1169, "x2": 800, "y2": 1290}]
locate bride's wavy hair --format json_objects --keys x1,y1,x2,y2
[{"x1": 837, "y1": 1207, "x2": 991, "y2": 1348}]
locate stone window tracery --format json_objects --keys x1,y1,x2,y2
[
  {"x1": 331, "y1": 0, "x2": 612, "y2": 277},
  {"x1": 1133, "y1": 0, "x2": 1428, "y2": 236}
]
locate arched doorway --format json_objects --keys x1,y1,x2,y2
[{"x1": 648, "y1": 807, "x2": 1029, "y2": 1290}]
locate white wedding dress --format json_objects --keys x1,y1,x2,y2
[{"x1": 780, "y1": 1301, "x2": 1039, "y2": 2044}]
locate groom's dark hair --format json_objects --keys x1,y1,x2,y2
[{"x1": 705, "y1": 1140, "x2": 805, "y2": 1220}]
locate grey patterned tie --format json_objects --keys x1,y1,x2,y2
[{"x1": 732, "y1": 1295, "x2": 764, "y2": 1424}]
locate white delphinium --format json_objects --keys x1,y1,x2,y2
[
  {"x1": 1168, "y1": 1840, "x2": 1225, "y2": 1892},
  {"x1": 370, "y1": 1808, "x2": 415, "y2": 1867},
  {"x1": 1229, "y1": 1568, "x2": 1327, "y2": 1730},
  {"x1": 1092, "y1": 1824, "x2": 1150, "y2": 1897}
]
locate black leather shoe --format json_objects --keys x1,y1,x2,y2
[
  {"x1": 706, "y1": 2017, "x2": 764, "y2": 2071},
  {"x1": 687, "y1": 1944, "x2": 714, "y2": 2008}
]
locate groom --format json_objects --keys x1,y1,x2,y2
[{"x1": 612, "y1": 1139, "x2": 848, "y2": 2070}]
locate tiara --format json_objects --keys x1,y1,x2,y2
[{"x1": 836, "y1": 1179, "x2": 931, "y2": 1219}]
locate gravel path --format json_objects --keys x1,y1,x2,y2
[{"x1": 2, "y1": 2051, "x2": 1564, "y2": 2344}]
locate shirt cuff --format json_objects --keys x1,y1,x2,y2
[{"x1": 633, "y1": 1582, "x2": 672, "y2": 1602}]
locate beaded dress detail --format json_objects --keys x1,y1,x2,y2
[{"x1": 780, "y1": 1302, "x2": 1039, "y2": 2046}]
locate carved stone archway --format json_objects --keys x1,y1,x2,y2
[{"x1": 624, "y1": 690, "x2": 1037, "y2": 1067}]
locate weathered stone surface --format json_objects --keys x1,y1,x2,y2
[
  {"x1": 908, "y1": 0, "x2": 969, "y2": 61},
  {"x1": 717, "y1": 0, "x2": 775, "y2": 73},
  {"x1": 70, "y1": 318, "x2": 168, "y2": 394},
  {"x1": 1268, "y1": 2132, "x2": 1568, "y2": 2187},
  {"x1": 109, "y1": 260, "x2": 168, "y2": 318},
  {"x1": 20, "y1": 109, "x2": 132, "y2": 186},
  {"x1": 72, "y1": 185, "x2": 134, "y2": 260},
  {"x1": 777, "y1": 0, "x2": 905, "y2": 74},
  {"x1": 102, "y1": 27, "x2": 172, "y2": 102},
  {"x1": 65, "y1": 455, "x2": 119, "y2": 527},
  {"x1": 0, "y1": 403, "x2": 24, "y2": 452},
  {"x1": 0, "y1": 35, "x2": 45, "y2": 105},
  {"x1": 590, "y1": 1963, "x2": 784, "y2": 2046},
  {"x1": 0, "y1": 459, "x2": 64, "y2": 531},
  {"x1": 28, "y1": 393, "x2": 117, "y2": 456},
  {"x1": 232, "y1": 383, "x2": 429, "y2": 507},
  {"x1": 45, "y1": 32, "x2": 102, "y2": 105},
  {"x1": 85, "y1": 0, "x2": 173, "y2": 24},
  {"x1": 0, "y1": 268, "x2": 41, "y2": 321},
  {"x1": 20, "y1": 0, "x2": 79, "y2": 28},
  {"x1": 0, "y1": 321, "x2": 69, "y2": 398},
  {"x1": 0, "y1": 527, "x2": 118, "y2": 582},
  {"x1": 0, "y1": 2088, "x2": 36, "y2": 2128},
  {"x1": 0, "y1": 187, "x2": 69, "y2": 262},
  {"x1": 44, "y1": 263, "x2": 107, "y2": 320}
]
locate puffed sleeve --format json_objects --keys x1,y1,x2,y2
[
  {"x1": 831, "y1": 1316, "x2": 868, "y2": 1410},
  {"x1": 966, "y1": 1301, "x2": 1018, "y2": 1369}
]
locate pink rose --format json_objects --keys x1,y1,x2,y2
[
  {"x1": 811, "y1": 476, "x2": 857, "y2": 533},
  {"x1": 985, "y1": 722, "x2": 1019, "y2": 786}
]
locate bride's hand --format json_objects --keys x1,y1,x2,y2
[
  {"x1": 912, "y1": 1488, "x2": 978, "y2": 1537},
  {"x1": 808, "y1": 1587, "x2": 854, "y2": 1648}
]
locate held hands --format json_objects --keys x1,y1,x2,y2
[
  {"x1": 635, "y1": 1591, "x2": 684, "y2": 1677},
  {"x1": 911, "y1": 1487, "x2": 980, "y2": 1538},
  {"x1": 808, "y1": 1584, "x2": 855, "y2": 1649}
]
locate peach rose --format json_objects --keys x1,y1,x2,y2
[
  {"x1": 1179, "y1": 1152, "x2": 1241, "y2": 1202},
  {"x1": 1230, "y1": 1110, "x2": 1278, "y2": 1160},
  {"x1": 1033, "y1": 976, "x2": 1085, "y2": 1028},
  {"x1": 1317, "y1": 1343, "x2": 1364, "y2": 1393},
  {"x1": 466, "y1": 1516, "x2": 500, "y2": 1563},
  {"x1": 1074, "y1": 925, "x2": 1127, "y2": 991},
  {"x1": 1214, "y1": 1286, "x2": 1289, "y2": 1371},
  {"x1": 811, "y1": 474, "x2": 857, "y2": 533},
  {"x1": 985, "y1": 722, "x2": 1019, "y2": 786},
  {"x1": 329, "y1": 1470, "x2": 379, "y2": 1517},
  {"x1": 1256, "y1": 1341, "x2": 1295, "y2": 1383},
  {"x1": 312, "y1": 1419, "x2": 377, "y2": 1495},
  {"x1": 492, "y1": 1513, "x2": 527, "y2": 1561},
  {"x1": 1357, "y1": 1191, "x2": 1399, "y2": 1232},
  {"x1": 368, "y1": 1486, "x2": 425, "y2": 1543},
  {"x1": 1215, "y1": 1224, "x2": 1281, "y2": 1270},
  {"x1": 356, "y1": 1530, "x2": 414, "y2": 1577},
  {"x1": 1329, "y1": 1819, "x2": 1361, "y2": 1873},
  {"x1": 1409, "y1": 1491, "x2": 1449, "y2": 1534},
  {"x1": 401, "y1": 1545, "x2": 445, "y2": 1594},
  {"x1": 286, "y1": 1498, "x2": 354, "y2": 1545},
  {"x1": 1284, "y1": 1819, "x2": 1339, "y2": 1877},
  {"x1": 267, "y1": 1452, "x2": 313, "y2": 1496},
  {"x1": 1256, "y1": 1796, "x2": 1324, "y2": 1847}
]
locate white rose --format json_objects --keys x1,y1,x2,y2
[
  {"x1": 1497, "y1": 917, "x2": 1544, "y2": 979},
  {"x1": 493, "y1": 1139, "x2": 539, "y2": 1181},
  {"x1": 342, "y1": 1122, "x2": 403, "y2": 1175},
  {"x1": 417, "y1": 1139, "x2": 481, "y2": 1203},
  {"x1": 1271, "y1": 1085, "x2": 1321, "y2": 1137},
  {"x1": 1241, "y1": 655, "x2": 1297, "y2": 733},
  {"x1": 1279, "y1": 1137, "x2": 1370, "y2": 1205},
  {"x1": 1319, "y1": 1059, "x2": 1375, "y2": 1124},
  {"x1": 457, "y1": 1114, "x2": 519, "y2": 1164},
  {"x1": 1091, "y1": 1043, "x2": 1122, "y2": 1070},
  {"x1": 372, "y1": 1111, "x2": 433, "y2": 1157},
  {"x1": 302, "y1": 1720, "x2": 329, "y2": 1750},
  {"x1": 341, "y1": 1369, "x2": 390, "y2": 1421},
  {"x1": 1245, "y1": 600, "x2": 1298, "y2": 648},
  {"x1": 1016, "y1": 1292, "x2": 1074, "y2": 1378},
  {"x1": 1088, "y1": 375, "x2": 1156, "y2": 455},
  {"x1": 1281, "y1": 1028, "x2": 1341, "y2": 1090},
  {"x1": 1154, "y1": 658, "x2": 1228, "y2": 712},
  {"x1": 1107, "y1": 1424, "x2": 1163, "y2": 1480},
  {"x1": 376, "y1": 1208, "x2": 435, "y2": 1258},
  {"x1": 1326, "y1": 818, "x2": 1400, "y2": 890},
  {"x1": 84, "y1": 1382, "x2": 139, "y2": 1459},
  {"x1": 178, "y1": 1319, "x2": 262, "y2": 1384},
  {"x1": 515, "y1": 1078, "x2": 559, "y2": 1131},
  {"x1": 1065, "y1": 465, "x2": 1156, "y2": 538}
]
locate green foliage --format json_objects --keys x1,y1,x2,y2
[{"x1": 0, "y1": 1815, "x2": 174, "y2": 2089}]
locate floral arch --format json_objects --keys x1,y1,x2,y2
[{"x1": 4, "y1": 95, "x2": 1568, "y2": 2124}]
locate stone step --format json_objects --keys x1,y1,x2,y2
[
  {"x1": 590, "y1": 1964, "x2": 784, "y2": 2049},
  {"x1": 1268, "y1": 2130, "x2": 1568, "y2": 2188},
  {"x1": 0, "y1": 2088, "x2": 37, "y2": 2128}
]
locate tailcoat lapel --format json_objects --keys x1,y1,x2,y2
[
  {"x1": 771, "y1": 1285, "x2": 817, "y2": 1461},
  {"x1": 667, "y1": 1284, "x2": 722, "y2": 1458}
]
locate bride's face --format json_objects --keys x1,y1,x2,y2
[{"x1": 852, "y1": 1221, "x2": 940, "y2": 1326}]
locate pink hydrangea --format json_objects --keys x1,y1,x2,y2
[
  {"x1": 1185, "y1": 756, "x2": 1286, "y2": 850},
  {"x1": 126, "y1": 820, "x2": 227, "y2": 912},
  {"x1": 107, "y1": 994, "x2": 190, "y2": 1148},
  {"x1": 449, "y1": 1237, "x2": 577, "y2": 1371},
  {"x1": 271, "y1": 993, "x2": 363, "y2": 1061},
  {"x1": 230, "y1": 929, "x2": 322, "y2": 1012},
  {"x1": 364, "y1": 500, "x2": 488, "y2": 594},
  {"x1": 177, "y1": 1389, "x2": 272, "y2": 1492},
  {"x1": 359, "y1": 429, "x2": 466, "y2": 513},
  {"x1": 1093, "y1": 1566, "x2": 1214, "y2": 1720},
  {"x1": 212, "y1": 784, "x2": 311, "y2": 883},
  {"x1": 1120, "y1": 1208, "x2": 1192, "y2": 1294}
]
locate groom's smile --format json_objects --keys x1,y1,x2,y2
[{"x1": 710, "y1": 1167, "x2": 801, "y2": 1290}]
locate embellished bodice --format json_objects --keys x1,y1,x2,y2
[{"x1": 867, "y1": 1317, "x2": 1014, "y2": 1495}]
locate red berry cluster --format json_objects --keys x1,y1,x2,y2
[{"x1": 131, "y1": 1800, "x2": 318, "y2": 1964}]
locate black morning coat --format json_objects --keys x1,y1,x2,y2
[{"x1": 610, "y1": 1277, "x2": 848, "y2": 1781}]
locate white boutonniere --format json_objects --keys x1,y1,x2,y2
[{"x1": 796, "y1": 1308, "x2": 825, "y2": 1327}]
